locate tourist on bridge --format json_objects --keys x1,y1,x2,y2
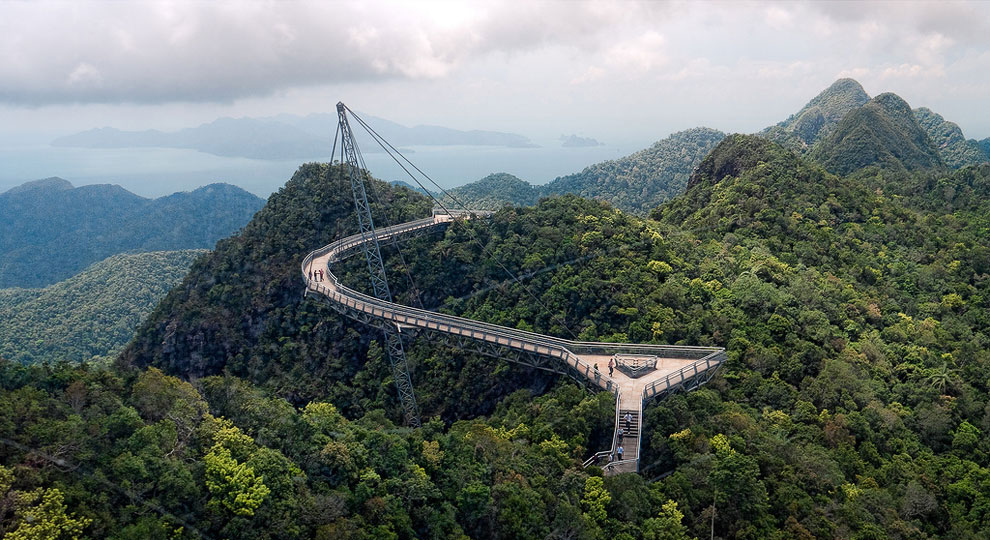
[
  {"x1": 308, "y1": 270, "x2": 313, "y2": 281},
  {"x1": 608, "y1": 357, "x2": 614, "y2": 377},
  {"x1": 624, "y1": 412, "x2": 633, "y2": 430},
  {"x1": 616, "y1": 445, "x2": 624, "y2": 461},
  {"x1": 617, "y1": 427, "x2": 624, "y2": 440}
]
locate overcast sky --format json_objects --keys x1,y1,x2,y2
[{"x1": 2, "y1": 0, "x2": 990, "y2": 145}]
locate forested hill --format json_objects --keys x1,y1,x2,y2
[
  {"x1": 3, "y1": 149, "x2": 987, "y2": 537},
  {"x1": 0, "y1": 179, "x2": 265, "y2": 287},
  {"x1": 444, "y1": 127, "x2": 725, "y2": 215},
  {"x1": 119, "y1": 163, "x2": 565, "y2": 418},
  {"x1": 540, "y1": 127, "x2": 726, "y2": 214},
  {"x1": 441, "y1": 172, "x2": 541, "y2": 208},
  {"x1": 808, "y1": 92, "x2": 945, "y2": 176},
  {"x1": 0, "y1": 250, "x2": 204, "y2": 364},
  {"x1": 913, "y1": 107, "x2": 990, "y2": 169},
  {"x1": 761, "y1": 77, "x2": 871, "y2": 153}
]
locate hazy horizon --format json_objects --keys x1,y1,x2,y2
[{"x1": 2, "y1": 1, "x2": 989, "y2": 196}]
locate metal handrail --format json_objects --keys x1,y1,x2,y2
[
  {"x1": 583, "y1": 392, "x2": 621, "y2": 468},
  {"x1": 641, "y1": 350, "x2": 726, "y2": 400}
]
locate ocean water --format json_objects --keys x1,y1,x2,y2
[{"x1": 0, "y1": 141, "x2": 635, "y2": 198}]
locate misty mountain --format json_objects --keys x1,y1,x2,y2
[
  {"x1": 276, "y1": 112, "x2": 537, "y2": 149},
  {"x1": 52, "y1": 113, "x2": 536, "y2": 160},
  {"x1": 808, "y1": 93, "x2": 944, "y2": 176},
  {"x1": 0, "y1": 179, "x2": 265, "y2": 287},
  {"x1": 560, "y1": 134, "x2": 604, "y2": 147},
  {"x1": 761, "y1": 78, "x2": 871, "y2": 153},
  {"x1": 440, "y1": 127, "x2": 725, "y2": 214},
  {"x1": 913, "y1": 107, "x2": 990, "y2": 169}
]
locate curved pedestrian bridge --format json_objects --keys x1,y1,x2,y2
[{"x1": 303, "y1": 211, "x2": 725, "y2": 474}]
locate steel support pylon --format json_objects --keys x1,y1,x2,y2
[{"x1": 336, "y1": 102, "x2": 421, "y2": 427}]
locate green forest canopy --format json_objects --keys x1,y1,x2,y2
[
  {"x1": 0, "y1": 250, "x2": 205, "y2": 365},
  {"x1": 2, "y1": 136, "x2": 990, "y2": 538}
]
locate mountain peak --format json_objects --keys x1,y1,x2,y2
[
  {"x1": 871, "y1": 92, "x2": 913, "y2": 116},
  {"x1": 687, "y1": 134, "x2": 786, "y2": 190},
  {"x1": 761, "y1": 78, "x2": 870, "y2": 151},
  {"x1": 3, "y1": 177, "x2": 73, "y2": 196},
  {"x1": 808, "y1": 92, "x2": 944, "y2": 175},
  {"x1": 823, "y1": 78, "x2": 868, "y2": 97}
]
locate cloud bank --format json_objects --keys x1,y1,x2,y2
[
  {"x1": 1, "y1": 1, "x2": 989, "y2": 139},
  {"x1": 0, "y1": 0, "x2": 659, "y2": 104}
]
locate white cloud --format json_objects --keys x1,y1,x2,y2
[
  {"x1": 1, "y1": 0, "x2": 989, "y2": 140},
  {"x1": 67, "y1": 63, "x2": 103, "y2": 88},
  {"x1": 764, "y1": 6, "x2": 793, "y2": 31},
  {"x1": 607, "y1": 31, "x2": 668, "y2": 73}
]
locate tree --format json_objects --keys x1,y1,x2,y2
[
  {"x1": 926, "y1": 362, "x2": 957, "y2": 394},
  {"x1": 3, "y1": 485, "x2": 91, "y2": 540},
  {"x1": 708, "y1": 434, "x2": 772, "y2": 537},
  {"x1": 581, "y1": 476, "x2": 610, "y2": 524},
  {"x1": 203, "y1": 416, "x2": 270, "y2": 518},
  {"x1": 204, "y1": 445, "x2": 270, "y2": 517},
  {"x1": 642, "y1": 500, "x2": 696, "y2": 540}
]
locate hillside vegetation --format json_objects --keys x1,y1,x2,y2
[
  {"x1": 761, "y1": 78, "x2": 871, "y2": 153},
  {"x1": 0, "y1": 179, "x2": 264, "y2": 288},
  {"x1": 0, "y1": 250, "x2": 204, "y2": 364},
  {"x1": 445, "y1": 127, "x2": 725, "y2": 215},
  {"x1": 3, "y1": 134, "x2": 990, "y2": 539},
  {"x1": 808, "y1": 93, "x2": 944, "y2": 176},
  {"x1": 540, "y1": 127, "x2": 726, "y2": 214},
  {"x1": 441, "y1": 172, "x2": 541, "y2": 209},
  {"x1": 913, "y1": 107, "x2": 990, "y2": 169}
]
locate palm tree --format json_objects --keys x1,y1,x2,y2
[{"x1": 926, "y1": 362, "x2": 956, "y2": 394}]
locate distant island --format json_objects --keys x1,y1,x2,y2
[
  {"x1": 560, "y1": 134, "x2": 604, "y2": 147},
  {"x1": 52, "y1": 113, "x2": 537, "y2": 160}
]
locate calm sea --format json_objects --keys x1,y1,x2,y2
[{"x1": 0, "y1": 142, "x2": 636, "y2": 198}]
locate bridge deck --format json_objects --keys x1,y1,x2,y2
[{"x1": 302, "y1": 212, "x2": 725, "y2": 474}]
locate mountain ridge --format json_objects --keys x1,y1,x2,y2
[
  {"x1": 0, "y1": 250, "x2": 205, "y2": 364},
  {"x1": 761, "y1": 78, "x2": 871, "y2": 152},
  {"x1": 809, "y1": 92, "x2": 945, "y2": 175},
  {"x1": 0, "y1": 179, "x2": 265, "y2": 287},
  {"x1": 441, "y1": 127, "x2": 726, "y2": 214}
]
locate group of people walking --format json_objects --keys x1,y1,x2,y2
[
  {"x1": 612, "y1": 411, "x2": 634, "y2": 462},
  {"x1": 309, "y1": 269, "x2": 326, "y2": 282}
]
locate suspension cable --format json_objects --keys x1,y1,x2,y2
[
  {"x1": 344, "y1": 105, "x2": 581, "y2": 340},
  {"x1": 363, "y1": 160, "x2": 428, "y2": 309}
]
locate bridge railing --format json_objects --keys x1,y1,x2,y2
[
  {"x1": 641, "y1": 349, "x2": 726, "y2": 401},
  {"x1": 303, "y1": 214, "x2": 724, "y2": 397},
  {"x1": 583, "y1": 392, "x2": 620, "y2": 468},
  {"x1": 307, "y1": 274, "x2": 616, "y2": 393}
]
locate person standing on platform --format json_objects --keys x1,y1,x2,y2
[{"x1": 608, "y1": 357, "x2": 615, "y2": 377}]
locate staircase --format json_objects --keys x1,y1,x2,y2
[{"x1": 610, "y1": 406, "x2": 641, "y2": 473}]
